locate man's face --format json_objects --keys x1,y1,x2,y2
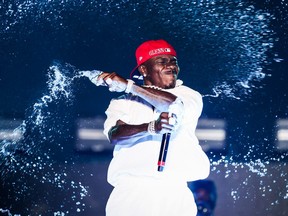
[{"x1": 141, "y1": 54, "x2": 180, "y2": 89}]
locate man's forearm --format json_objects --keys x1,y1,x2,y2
[
  {"x1": 95, "y1": 72, "x2": 178, "y2": 111},
  {"x1": 130, "y1": 84, "x2": 177, "y2": 112},
  {"x1": 109, "y1": 122, "x2": 149, "y2": 145}
]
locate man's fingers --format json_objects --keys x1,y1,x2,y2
[
  {"x1": 106, "y1": 78, "x2": 113, "y2": 85},
  {"x1": 168, "y1": 117, "x2": 177, "y2": 125},
  {"x1": 160, "y1": 116, "x2": 177, "y2": 126}
]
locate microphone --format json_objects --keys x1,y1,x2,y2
[
  {"x1": 157, "y1": 132, "x2": 171, "y2": 172},
  {"x1": 157, "y1": 112, "x2": 176, "y2": 172}
]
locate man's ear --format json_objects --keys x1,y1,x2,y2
[{"x1": 138, "y1": 65, "x2": 147, "y2": 77}]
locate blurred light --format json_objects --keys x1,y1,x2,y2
[
  {"x1": 76, "y1": 117, "x2": 113, "y2": 152},
  {"x1": 277, "y1": 129, "x2": 288, "y2": 141},
  {"x1": 0, "y1": 130, "x2": 23, "y2": 140},
  {"x1": 76, "y1": 117, "x2": 226, "y2": 153},
  {"x1": 196, "y1": 119, "x2": 226, "y2": 152},
  {"x1": 78, "y1": 129, "x2": 106, "y2": 140},
  {"x1": 276, "y1": 119, "x2": 288, "y2": 151},
  {"x1": 0, "y1": 119, "x2": 23, "y2": 141},
  {"x1": 196, "y1": 129, "x2": 226, "y2": 141}
]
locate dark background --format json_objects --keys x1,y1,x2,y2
[
  {"x1": 0, "y1": 0, "x2": 287, "y2": 159},
  {"x1": 0, "y1": 0, "x2": 287, "y2": 215}
]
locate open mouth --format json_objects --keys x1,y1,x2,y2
[{"x1": 163, "y1": 69, "x2": 177, "y2": 75}]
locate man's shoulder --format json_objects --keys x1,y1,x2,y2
[{"x1": 172, "y1": 84, "x2": 201, "y2": 97}]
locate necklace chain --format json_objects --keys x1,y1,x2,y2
[
  {"x1": 142, "y1": 85, "x2": 163, "y2": 90},
  {"x1": 141, "y1": 80, "x2": 183, "y2": 90}
]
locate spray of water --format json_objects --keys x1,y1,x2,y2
[
  {"x1": 1, "y1": 0, "x2": 287, "y2": 214},
  {"x1": 1, "y1": 63, "x2": 286, "y2": 214},
  {"x1": 0, "y1": 0, "x2": 280, "y2": 100},
  {"x1": 0, "y1": 62, "x2": 98, "y2": 215}
]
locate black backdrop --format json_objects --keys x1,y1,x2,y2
[
  {"x1": 1, "y1": 0, "x2": 287, "y2": 159},
  {"x1": 0, "y1": 0, "x2": 288, "y2": 214}
]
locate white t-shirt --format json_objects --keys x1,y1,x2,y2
[{"x1": 104, "y1": 84, "x2": 210, "y2": 186}]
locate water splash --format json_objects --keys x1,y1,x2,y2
[
  {"x1": 0, "y1": 62, "x2": 97, "y2": 215},
  {"x1": 202, "y1": 82, "x2": 241, "y2": 100},
  {"x1": 0, "y1": 0, "x2": 278, "y2": 99},
  {"x1": 2, "y1": 61, "x2": 286, "y2": 214},
  {"x1": 0, "y1": 208, "x2": 20, "y2": 216},
  {"x1": 210, "y1": 155, "x2": 288, "y2": 206},
  {"x1": 0, "y1": 0, "x2": 287, "y2": 215}
]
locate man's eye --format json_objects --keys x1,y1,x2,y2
[
  {"x1": 156, "y1": 59, "x2": 169, "y2": 64},
  {"x1": 155, "y1": 59, "x2": 178, "y2": 65}
]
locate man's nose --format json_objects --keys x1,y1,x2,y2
[{"x1": 166, "y1": 63, "x2": 178, "y2": 72}]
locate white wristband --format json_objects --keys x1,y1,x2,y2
[
  {"x1": 147, "y1": 121, "x2": 157, "y2": 135},
  {"x1": 125, "y1": 79, "x2": 135, "y2": 93}
]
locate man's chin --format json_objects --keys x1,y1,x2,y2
[{"x1": 163, "y1": 81, "x2": 176, "y2": 89}]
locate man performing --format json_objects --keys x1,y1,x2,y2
[{"x1": 94, "y1": 39, "x2": 210, "y2": 216}]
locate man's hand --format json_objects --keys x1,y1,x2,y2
[
  {"x1": 154, "y1": 112, "x2": 179, "y2": 134},
  {"x1": 97, "y1": 72, "x2": 128, "y2": 92},
  {"x1": 168, "y1": 98, "x2": 184, "y2": 124}
]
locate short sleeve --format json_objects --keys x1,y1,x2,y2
[{"x1": 103, "y1": 97, "x2": 131, "y2": 140}]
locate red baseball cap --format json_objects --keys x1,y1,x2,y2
[{"x1": 130, "y1": 39, "x2": 177, "y2": 79}]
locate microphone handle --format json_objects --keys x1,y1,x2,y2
[{"x1": 157, "y1": 133, "x2": 171, "y2": 172}]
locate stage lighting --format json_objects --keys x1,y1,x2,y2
[
  {"x1": 0, "y1": 119, "x2": 23, "y2": 141},
  {"x1": 76, "y1": 117, "x2": 226, "y2": 153},
  {"x1": 276, "y1": 119, "x2": 288, "y2": 151}
]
